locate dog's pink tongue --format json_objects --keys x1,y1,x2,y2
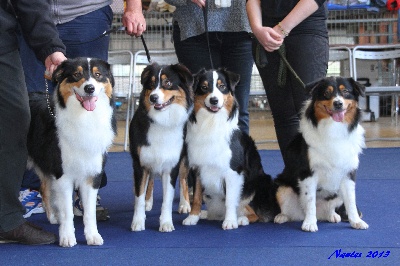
[
  {"x1": 332, "y1": 110, "x2": 345, "y2": 122},
  {"x1": 82, "y1": 97, "x2": 97, "y2": 111}
]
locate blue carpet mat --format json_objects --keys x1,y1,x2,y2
[{"x1": 1, "y1": 148, "x2": 399, "y2": 265}]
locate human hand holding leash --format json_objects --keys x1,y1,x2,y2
[
  {"x1": 44, "y1": 51, "x2": 67, "y2": 78},
  {"x1": 252, "y1": 26, "x2": 284, "y2": 52},
  {"x1": 123, "y1": 0, "x2": 146, "y2": 37}
]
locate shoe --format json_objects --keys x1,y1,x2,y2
[
  {"x1": 73, "y1": 191, "x2": 110, "y2": 221},
  {"x1": 19, "y1": 188, "x2": 45, "y2": 218},
  {"x1": 0, "y1": 221, "x2": 56, "y2": 245}
]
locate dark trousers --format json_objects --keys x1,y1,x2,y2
[
  {"x1": 18, "y1": 5, "x2": 113, "y2": 190},
  {"x1": 0, "y1": 50, "x2": 30, "y2": 232},
  {"x1": 173, "y1": 23, "x2": 254, "y2": 134},
  {"x1": 253, "y1": 33, "x2": 329, "y2": 164}
]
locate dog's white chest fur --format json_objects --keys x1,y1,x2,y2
[
  {"x1": 301, "y1": 117, "x2": 365, "y2": 191},
  {"x1": 55, "y1": 93, "x2": 114, "y2": 178},
  {"x1": 187, "y1": 108, "x2": 238, "y2": 194},
  {"x1": 140, "y1": 105, "x2": 188, "y2": 174}
]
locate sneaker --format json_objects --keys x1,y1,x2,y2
[
  {"x1": 73, "y1": 191, "x2": 110, "y2": 221},
  {"x1": 0, "y1": 221, "x2": 56, "y2": 245},
  {"x1": 19, "y1": 188, "x2": 45, "y2": 218}
]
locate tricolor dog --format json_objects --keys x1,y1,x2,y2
[
  {"x1": 27, "y1": 57, "x2": 116, "y2": 247},
  {"x1": 273, "y1": 76, "x2": 368, "y2": 232},
  {"x1": 129, "y1": 62, "x2": 193, "y2": 232},
  {"x1": 183, "y1": 68, "x2": 276, "y2": 229}
]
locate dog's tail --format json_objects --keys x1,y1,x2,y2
[{"x1": 250, "y1": 171, "x2": 280, "y2": 222}]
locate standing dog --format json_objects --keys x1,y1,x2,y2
[
  {"x1": 183, "y1": 69, "x2": 276, "y2": 229},
  {"x1": 27, "y1": 57, "x2": 116, "y2": 247},
  {"x1": 129, "y1": 62, "x2": 193, "y2": 232},
  {"x1": 273, "y1": 76, "x2": 369, "y2": 232}
]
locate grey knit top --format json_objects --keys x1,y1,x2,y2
[{"x1": 164, "y1": 1, "x2": 251, "y2": 41}]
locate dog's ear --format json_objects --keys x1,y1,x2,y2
[
  {"x1": 305, "y1": 77, "x2": 324, "y2": 96},
  {"x1": 220, "y1": 68, "x2": 240, "y2": 92},
  {"x1": 171, "y1": 63, "x2": 194, "y2": 89},
  {"x1": 347, "y1": 77, "x2": 366, "y2": 98},
  {"x1": 52, "y1": 60, "x2": 69, "y2": 84},
  {"x1": 105, "y1": 61, "x2": 115, "y2": 88},
  {"x1": 193, "y1": 68, "x2": 207, "y2": 94},
  {"x1": 141, "y1": 62, "x2": 159, "y2": 85}
]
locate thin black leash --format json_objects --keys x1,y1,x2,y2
[{"x1": 202, "y1": 4, "x2": 214, "y2": 69}]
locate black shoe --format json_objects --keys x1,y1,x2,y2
[{"x1": 0, "y1": 221, "x2": 56, "y2": 245}]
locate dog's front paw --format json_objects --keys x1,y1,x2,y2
[
  {"x1": 86, "y1": 232, "x2": 104, "y2": 246},
  {"x1": 238, "y1": 216, "x2": 249, "y2": 226},
  {"x1": 350, "y1": 219, "x2": 369, "y2": 230},
  {"x1": 178, "y1": 200, "x2": 191, "y2": 214},
  {"x1": 59, "y1": 234, "x2": 77, "y2": 248},
  {"x1": 301, "y1": 221, "x2": 318, "y2": 232},
  {"x1": 328, "y1": 212, "x2": 341, "y2": 223},
  {"x1": 222, "y1": 219, "x2": 238, "y2": 230},
  {"x1": 47, "y1": 213, "x2": 59, "y2": 225},
  {"x1": 199, "y1": 210, "x2": 208, "y2": 219},
  {"x1": 145, "y1": 200, "x2": 153, "y2": 212},
  {"x1": 131, "y1": 218, "x2": 145, "y2": 232},
  {"x1": 274, "y1": 213, "x2": 289, "y2": 224},
  {"x1": 159, "y1": 222, "x2": 175, "y2": 232},
  {"x1": 183, "y1": 215, "x2": 200, "y2": 225}
]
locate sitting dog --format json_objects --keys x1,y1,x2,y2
[
  {"x1": 273, "y1": 76, "x2": 369, "y2": 232},
  {"x1": 183, "y1": 68, "x2": 276, "y2": 229},
  {"x1": 27, "y1": 57, "x2": 116, "y2": 247},
  {"x1": 129, "y1": 62, "x2": 193, "y2": 232}
]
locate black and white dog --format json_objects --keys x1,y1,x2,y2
[
  {"x1": 273, "y1": 76, "x2": 369, "y2": 232},
  {"x1": 129, "y1": 62, "x2": 193, "y2": 232},
  {"x1": 27, "y1": 57, "x2": 116, "y2": 247},
  {"x1": 183, "y1": 68, "x2": 276, "y2": 229}
]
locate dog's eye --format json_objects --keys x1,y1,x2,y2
[
  {"x1": 163, "y1": 80, "x2": 172, "y2": 88},
  {"x1": 73, "y1": 72, "x2": 82, "y2": 79},
  {"x1": 200, "y1": 85, "x2": 208, "y2": 92},
  {"x1": 342, "y1": 89, "x2": 349, "y2": 96},
  {"x1": 94, "y1": 72, "x2": 102, "y2": 79},
  {"x1": 218, "y1": 84, "x2": 226, "y2": 91},
  {"x1": 324, "y1": 91, "x2": 332, "y2": 98}
]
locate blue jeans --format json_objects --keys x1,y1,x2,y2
[
  {"x1": 18, "y1": 5, "x2": 113, "y2": 189},
  {"x1": 172, "y1": 23, "x2": 254, "y2": 134}
]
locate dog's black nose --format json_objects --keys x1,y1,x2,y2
[
  {"x1": 84, "y1": 84, "x2": 95, "y2": 94},
  {"x1": 210, "y1": 96, "x2": 219, "y2": 105},
  {"x1": 333, "y1": 100, "x2": 343, "y2": 110},
  {"x1": 150, "y1": 94, "x2": 159, "y2": 103}
]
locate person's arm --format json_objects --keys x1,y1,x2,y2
[
  {"x1": 123, "y1": 0, "x2": 146, "y2": 37},
  {"x1": 246, "y1": 0, "x2": 283, "y2": 52},
  {"x1": 12, "y1": 0, "x2": 66, "y2": 63},
  {"x1": 276, "y1": 0, "x2": 321, "y2": 36},
  {"x1": 11, "y1": 0, "x2": 66, "y2": 74}
]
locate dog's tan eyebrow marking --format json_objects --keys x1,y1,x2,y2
[{"x1": 339, "y1": 84, "x2": 346, "y2": 91}]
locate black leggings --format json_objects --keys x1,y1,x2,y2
[{"x1": 253, "y1": 33, "x2": 329, "y2": 165}]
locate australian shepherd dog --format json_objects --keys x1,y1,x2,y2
[
  {"x1": 129, "y1": 62, "x2": 193, "y2": 232},
  {"x1": 272, "y1": 76, "x2": 369, "y2": 232},
  {"x1": 183, "y1": 68, "x2": 276, "y2": 230},
  {"x1": 27, "y1": 57, "x2": 116, "y2": 247}
]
